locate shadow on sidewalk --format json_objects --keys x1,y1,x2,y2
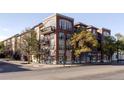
[{"x1": 0, "y1": 61, "x2": 30, "y2": 73}]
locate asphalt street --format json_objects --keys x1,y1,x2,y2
[{"x1": 1, "y1": 60, "x2": 124, "y2": 80}]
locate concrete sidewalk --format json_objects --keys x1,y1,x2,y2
[{"x1": 0, "y1": 59, "x2": 76, "y2": 71}]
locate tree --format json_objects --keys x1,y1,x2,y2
[
  {"x1": 0, "y1": 42, "x2": 5, "y2": 58},
  {"x1": 102, "y1": 36, "x2": 116, "y2": 62},
  {"x1": 115, "y1": 33, "x2": 124, "y2": 62},
  {"x1": 20, "y1": 29, "x2": 39, "y2": 64},
  {"x1": 115, "y1": 33, "x2": 123, "y2": 40},
  {"x1": 0, "y1": 42, "x2": 4, "y2": 53},
  {"x1": 39, "y1": 35, "x2": 51, "y2": 64},
  {"x1": 70, "y1": 27, "x2": 98, "y2": 59}
]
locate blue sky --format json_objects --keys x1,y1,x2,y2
[{"x1": 0, "y1": 13, "x2": 124, "y2": 41}]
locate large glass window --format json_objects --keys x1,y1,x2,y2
[
  {"x1": 103, "y1": 31, "x2": 110, "y2": 36},
  {"x1": 59, "y1": 33, "x2": 65, "y2": 50},
  {"x1": 59, "y1": 45, "x2": 65, "y2": 50},
  {"x1": 59, "y1": 32, "x2": 65, "y2": 40},
  {"x1": 59, "y1": 19, "x2": 72, "y2": 30},
  {"x1": 66, "y1": 34, "x2": 71, "y2": 50}
]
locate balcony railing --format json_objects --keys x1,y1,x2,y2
[{"x1": 40, "y1": 26, "x2": 55, "y2": 34}]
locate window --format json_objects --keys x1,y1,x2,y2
[
  {"x1": 50, "y1": 33, "x2": 54, "y2": 39},
  {"x1": 50, "y1": 44, "x2": 54, "y2": 50},
  {"x1": 66, "y1": 34, "x2": 71, "y2": 40},
  {"x1": 59, "y1": 32, "x2": 65, "y2": 40},
  {"x1": 92, "y1": 29, "x2": 96, "y2": 35},
  {"x1": 50, "y1": 34, "x2": 55, "y2": 50},
  {"x1": 66, "y1": 34, "x2": 71, "y2": 50},
  {"x1": 59, "y1": 33, "x2": 65, "y2": 50},
  {"x1": 59, "y1": 45, "x2": 65, "y2": 50},
  {"x1": 103, "y1": 31, "x2": 110, "y2": 36},
  {"x1": 66, "y1": 45, "x2": 71, "y2": 50},
  {"x1": 59, "y1": 19, "x2": 72, "y2": 30},
  {"x1": 59, "y1": 40, "x2": 65, "y2": 50},
  {"x1": 50, "y1": 40, "x2": 55, "y2": 49}
]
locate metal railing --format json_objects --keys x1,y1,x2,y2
[{"x1": 40, "y1": 26, "x2": 55, "y2": 33}]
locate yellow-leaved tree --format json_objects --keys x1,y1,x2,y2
[{"x1": 70, "y1": 28, "x2": 98, "y2": 57}]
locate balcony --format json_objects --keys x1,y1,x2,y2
[
  {"x1": 40, "y1": 26, "x2": 55, "y2": 34},
  {"x1": 97, "y1": 33, "x2": 102, "y2": 40}
]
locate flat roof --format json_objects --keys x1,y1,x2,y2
[
  {"x1": 101, "y1": 27, "x2": 111, "y2": 31},
  {"x1": 87, "y1": 25, "x2": 99, "y2": 29},
  {"x1": 3, "y1": 34, "x2": 19, "y2": 41},
  {"x1": 32, "y1": 22, "x2": 43, "y2": 30},
  {"x1": 74, "y1": 22, "x2": 88, "y2": 27},
  {"x1": 43, "y1": 13, "x2": 74, "y2": 22}
]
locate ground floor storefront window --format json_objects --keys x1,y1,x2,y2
[{"x1": 73, "y1": 52, "x2": 101, "y2": 64}]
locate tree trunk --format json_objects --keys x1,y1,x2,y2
[
  {"x1": 38, "y1": 53, "x2": 41, "y2": 63},
  {"x1": 27, "y1": 54, "x2": 31, "y2": 64}
]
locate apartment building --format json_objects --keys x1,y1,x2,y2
[
  {"x1": 34, "y1": 13, "x2": 74, "y2": 64},
  {"x1": 97, "y1": 28, "x2": 111, "y2": 62},
  {"x1": 1, "y1": 13, "x2": 111, "y2": 64},
  {"x1": 74, "y1": 23, "x2": 111, "y2": 63},
  {"x1": 3, "y1": 34, "x2": 19, "y2": 57},
  {"x1": 74, "y1": 23, "x2": 98, "y2": 63}
]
